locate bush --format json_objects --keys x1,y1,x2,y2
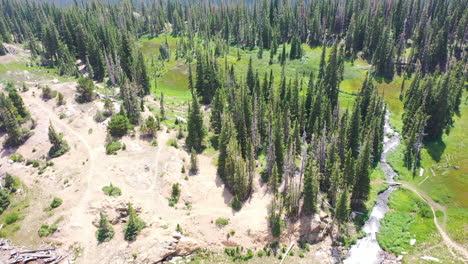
[
  {"x1": 0, "y1": 191, "x2": 10, "y2": 214},
  {"x1": 167, "y1": 138, "x2": 178, "y2": 148},
  {"x1": 102, "y1": 184, "x2": 122, "y2": 196},
  {"x1": 59, "y1": 113, "x2": 66, "y2": 119},
  {"x1": 105, "y1": 140, "x2": 122, "y2": 155},
  {"x1": 8, "y1": 153, "x2": 24, "y2": 162},
  {"x1": 38, "y1": 223, "x2": 58, "y2": 237},
  {"x1": 94, "y1": 111, "x2": 106, "y2": 123},
  {"x1": 4, "y1": 173, "x2": 20, "y2": 193},
  {"x1": 257, "y1": 250, "x2": 265, "y2": 257},
  {"x1": 41, "y1": 86, "x2": 53, "y2": 100},
  {"x1": 76, "y1": 78, "x2": 95, "y2": 103},
  {"x1": 50, "y1": 197, "x2": 63, "y2": 209},
  {"x1": 215, "y1": 217, "x2": 230, "y2": 228},
  {"x1": 107, "y1": 115, "x2": 130, "y2": 137},
  {"x1": 4, "y1": 211, "x2": 21, "y2": 225},
  {"x1": 231, "y1": 195, "x2": 242, "y2": 211},
  {"x1": 169, "y1": 183, "x2": 181, "y2": 206},
  {"x1": 26, "y1": 159, "x2": 40, "y2": 167}
]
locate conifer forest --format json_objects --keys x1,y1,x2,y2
[{"x1": 0, "y1": 0, "x2": 466, "y2": 263}]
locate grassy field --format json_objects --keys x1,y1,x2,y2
[
  {"x1": 387, "y1": 94, "x2": 468, "y2": 245},
  {"x1": 376, "y1": 188, "x2": 464, "y2": 263}
]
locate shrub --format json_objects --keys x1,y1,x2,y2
[
  {"x1": 0, "y1": 191, "x2": 10, "y2": 214},
  {"x1": 107, "y1": 115, "x2": 130, "y2": 137},
  {"x1": 76, "y1": 78, "x2": 95, "y2": 103},
  {"x1": 231, "y1": 195, "x2": 242, "y2": 211},
  {"x1": 102, "y1": 184, "x2": 122, "y2": 196},
  {"x1": 41, "y1": 86, "x2": 53, "y2": 100},
  {"x1": 50, "y1": 197, "x2": 63, "y2": 209},
  {"x1": 140, "y1": 116, "x2": 159, "y2": 137},
  {"x1": 167, "y1": 138, "x2": 178, "y2": 148},
  {"x1": 257, "y1": 250, "x2": 265, "y2": 257},
  {"x1": 48, "y1": 124, "x2": 69, "y2": 158},
  {"x1": 4, "y1": 173, "x2": 20, "y2": 193},
  {"x1": 26, "y1": 159, "x2": 40, "y2": 167},
  {"x1": 56, "y1": 92, "x2": 65, "y2": 106},
  {"x1": 4, "y1": 212, "x2": 21, "y2": 225},
  {"x1": 215, "y1": 217, "x2": 230, "y2": 228},
  {"x1": 93, "y1": 111, "x2": 106, "y2": 123},
  {"x1": 105, "y1": 140, "x2": 122, "y2": 155},
  {"x1": 8, "y1": 153, "x2": 24, "y2": 162},
  {"x1": 59, "y1": 113, "x2": 66, "y2": 119},
  {"x1": 299, "y1": 252, "x2": 305, "y2": 258},
  {"x1": 38, "y1": 223, "x2": 58, "y2": 237},
  {"x1": 169, "y1": 183, "x2": 181, "y2": 206}
]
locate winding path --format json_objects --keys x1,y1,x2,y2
[{"x1": 401, "y1": 183, "x2": 468, "y2": 261}]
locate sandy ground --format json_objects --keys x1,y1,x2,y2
[{"x1": 0, "y1": 49, "x2": 334, "y2": 263}]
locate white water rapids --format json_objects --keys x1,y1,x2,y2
[{"x1": 344, "y1": 112, "x2": 400, "y2": 264}]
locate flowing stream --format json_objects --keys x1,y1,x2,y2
[{"x1": 344, "y1": 112, "x2": 400, "y2": 264}]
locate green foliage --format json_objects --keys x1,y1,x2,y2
[
  {"x1": 167, "y1": 138, "x2": 179, "y2": 148},
  {"x1": 140, "y1": 115, "x2": 159, "y2": 137},
  {"x1": 186, "y1": 92, "x2": 205, "y2": 152},
  {"x1": 4, "y1": 211, "x2": 22, "y2": 225},
  {"x1": 189, "y1": 148, "x2": 198, "y2": 175},
  {"x1": 76, "y1": 78, "x2": 95, "y2": 103},
  {"x1": 49, "y1": 197, "x2": 63, "y2": 209},
  {"x1": 48, "y1": 123, "x2": 70, "y2": 158},
  {"x1": 4, "y1": 173, "x2": 20, "y2": 193},
  {"x1": 0, "y1": 190, "x2": 10, "y2": 214},
  {"x1": 231, "y1": 195, "x2": 242, "y2": 211},
  {"x1": 168, "y1": 183, "x2": 181, "y2": 207},
  {"x1": 102, "y1": 184, "x2": 122, "y2": 196},
  {"x1": 124, "y1": 204, "x2": 146, "y2": 241},
  {"x1": 105, "y1": 140, "x2": 123, "y2": 155},
  {"x1": 8, "y1": 153, "x2": 24, "y2": 162},
  {"x1": 38, "y1": 223, "x2": 58, "y2": 237},
  {"x1": 224, "y1": 247, "x2": 254, "y2": 261},
  {"x1": 215, "y1": 217, "x2": 230, "y2": 228},
  {"x1": 107, "y1": 114, "x2": 130, "y2": 137},
  {"x1": 96, "y1": 212, "x2": 114, "y2": 243}
]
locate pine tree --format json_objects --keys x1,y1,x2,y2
[
  {"x1": 335, "y1": 190, "x2": 349, "y2": 224},
  {"x1": 96, "y1": 212, "x2": 114, "y2": 243},
  {"x1": 0, "y1": 94, "x2": 25, "y2": 147},
  {"x1": 189, "y1": 148, "x2": 198, "y2": 175},
  {"x1": 210, "y1": 88, "x2": 224, "y2": 135},
  {"x1": 246, "y1": 57, "x2": 255, "y2": 94},
  {"x1": 160, "y1": 92, "x2": 165, "y2": 119},
  {"x1": 351, "y1": 141, "x2": 371, "y2": 210},
  {"x1": 0, "y1": 42, "x2": 6, "y2": 56},
  {"x1": 124, "y1": 204, "x2": 146, "y2": 241},
  {"x1": 302, "y1": 159, "x2": 318, "y2": 215},
  {"x1": 186, "y1": 92, "x2": 205, "y2": 152},
  {"x1": 48, "y1": 123, "x2": 70, "y2": 158}
]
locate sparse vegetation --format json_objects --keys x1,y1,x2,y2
[
  {"x1": 102, "y1": 184, "x2": 122, "y2": 196},
  {"x1": 105, "y1": 140, "x2": 123, "y2": 155},
  {"x1": 168, "y1": 183, "x2": 181, "y2": 207},
  {"x1": 215, "y1": 217, "x2": 229, "y2": 228},
  {"x1": 38, "y1": 223, "x2": 58, "y2": 237}
]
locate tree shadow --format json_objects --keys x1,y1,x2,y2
[{"x1": 423, "y1": 139, "x2": 446, "y2": 163}]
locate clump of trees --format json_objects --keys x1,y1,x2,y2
[
  {"x1": 0, "y1": 91, "x2": 32, "y2": 147},
  {"x1": 107, "y1": 114, "x2": 131, "y2": 138}
]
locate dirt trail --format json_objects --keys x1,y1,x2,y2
[
  {"x1": 401, "y1": 183, "x2": 468, "y2": 261},
  {"x1": 28, "y1": 97, "x2": 98, "y2": 262}
]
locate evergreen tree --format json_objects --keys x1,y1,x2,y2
[
  {"x1": 335, "y1": 190, "x2": 349, "y2": 224},
  {"x1": 124, "y1": 204, "x2": 146, "y2": 241},
  {"x1": 186, "y1": 92, "x2": 205, "y2": 152},
  {"x1": 48, "y1": 123, "x2": 70, "y2": 158},
  {"x1": 0, "y1": 94, "x2": 25, "y2": 147},
  {"x1": 96, "y1": 212, "x2": 114, "y2": 243},
  {"x1": 302, "y1": 159, "x2": 318, "y2": 215},
  {"x1": 351, "y1": 141, "x2": 371, "y2": 210},
  {"x1": 189, "y1": 148, "x2": 198, "y2": 175}
]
